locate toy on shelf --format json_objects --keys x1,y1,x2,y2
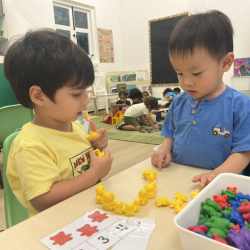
[
  {"x1": 103, "y1": 110, "x2": 126, "y2": 126},
  {"x1": 191, "y1": 190, "x2": 200, "y2": 198},
  {"x1": 94, "y1": 149, "x2": 105, "y2": 158},
  {"x1": 86, "y1": 131, "x2": 99, "y2": 141}
]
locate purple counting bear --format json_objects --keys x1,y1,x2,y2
[
  {"x1": 226, "y1": 227, "x2": 250, "y2": 250},
  {"x1": 229, "y1": 210, "x2": 245, "y2": 228}
]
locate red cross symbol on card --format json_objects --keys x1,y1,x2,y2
[
  {"x1": 50, "y1": 231, "x2": 73, "y2": 246},
  {"x1": 77, "y1": 224, "x2": 99, "y2": 237},
  {"x1": 88, "y1": 211, "x2": 108, "y2": 222}
]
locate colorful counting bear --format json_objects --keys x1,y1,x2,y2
[
  {"x1": 138, "y1": 188, "x2": 148, "y2": 206},
  {"x1": 155, "y1": 197, "x2": 170, "y2": 207},
  {"x1": 205, "y1": 217, "x2": 231, "y2": 239},
  {"x1": 175, "y1": 205, "x2": 185, "y2": 214},
  {"x1": 142, "y1": 169, "x2": 157, "y2": 181},
  {"x1": 201, "y1": 198, "x2": 222, "y2": 218},
  {"x1": 175, "y1": 192, "x2": 188, "y2": 202},
  {"x1": 113, "y1": 201, "x2": 124, "y2": 215},
  {"x1": 133, "y1": 197, "x2": 141, "y2": 212},
  {"x1": 188, "y1": 225, "x2": 207, "y2": 234},
  {"x1": 170, "y1": 199, "x2": 183, "y2": 208},
  {"x1": 95, "y1": 182, "x2": 106, "y2": 204},
  {"x1": 191, "y1": 190, "x2": 200, "y2": 198},
  {"x1": 93, "y1": 149, "x2": 105, "y2": 158},
  {"x1": 123, "y1": 203, "x2": 136, "y2": 217},
  {"x1": 86, "y1": 131, "x2": 99, "y2": 141},
  {"x1": 144, "y1": 183, "x2": 156, "y2": 199},
  {"x1": 102, "y1": 192, "x2": 115, "y2": 211}
]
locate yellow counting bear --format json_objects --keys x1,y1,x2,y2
[
  {"x1": 175, "y1": 205, "x2": 185, "y2": 214},
  {"x1": 175, "y1": 192, "x2": 188, "y2": 202},
  {"x1": 123, "y1": 203, "x2": 136, "y2": 217},
  {"x1": 144, "y1": 183, "x2": 156, "y2": 199},
  {"x1": 102, "y1": 192, "x2": 115, "y2": 211},
  {"x1": 138, "y1": 188, "x2": 149, "y2": 206},
  {"x1": 170, "y1": 199, "x2": 183, "y2": 208},
  {"x1": 95, "y1": 182, "x2": 106, "y2": 204},
  {"x1": 155, "y1": 197, "x2": 170, "y2": 207},
  {"x1": 86, "y1": 131, "x2": 99, "y2": 141},
  {"x1": 113, "y1": 201, "x2": 124, "y2": 215},
  {"x1": 142, "y1": 169, "x2": 157, "y2": 181},
  {"x1": 133, "y1": 197, "x2": 141, "y2": 212},
  {"x1": 93, "y1": 149, "x2": 105, "y2": 158},
  {"x1": 191, "y1": 190, "x2": 200, "y2": 198}
]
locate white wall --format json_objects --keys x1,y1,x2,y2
[{"x1": 188, "y1": 0, "x2": 250, "y2": 87}]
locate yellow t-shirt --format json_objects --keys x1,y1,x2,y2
[{"x1": 7, "y1": 121, "x2": 92, "y2": 217}]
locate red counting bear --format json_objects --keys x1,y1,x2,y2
[
  {"x1": 188, "y1": 225, "x2": 207, "y2": 234},
  {"x1": 213, "y1": 195, "x2": 231, "y2": 210},
  {"x1": 238, "y1": 202, "x2": 250, "y2": 223}
]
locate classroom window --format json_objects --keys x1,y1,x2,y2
[{"x1": 53, "y1": 1, "x2": 96, "y2": 58}]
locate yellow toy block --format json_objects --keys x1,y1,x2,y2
[
  {"x1": 113, "y1": 201, "x2": 124, "y2": 215},
  {"x1": 95, "y1": 182, "x2": 106, "y2": 204},
  {"x1": 86, "y1": 131, "x2": 99, "y2": 141},
  {"x1": 170, "y1": 199, "x2": 183, "y2": 208},
  {"x1": 191, "y1": 189, "x2": 200, "y2": 198},
  {"x1": 175, "y1": 205, "x2": 185, "y2": 214},
  {"x1": 94, "y1": 149, "x2": 105, "y2": 158},
  {"x1": 175, "y1": 192, "x2": 188, "y2": 202}
]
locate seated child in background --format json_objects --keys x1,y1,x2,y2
[
  {"x1": 129, "y1": 88, "x2": 143, "y2": 105},
  {"x1": 151, "y1": 10, "x2": 250, "y2": 187},
  {"x1": 4, "y1": 29, "x2": 113, "y2": 217},
  {"x1": 173, "y1": 87, "x2": 181, "y2": 95},
  {"x1": 162, "y1": 88, "x2": 177, "y2": 107},
  {"x1": 116, "y1": 97, "x2": 159, "y2": 131},
  {"x1": 111, "y1": 90, "x2": 131, "y2": 115},
  {"x1": 142, "y1": 91, "x2": 149, "y2": 101}
]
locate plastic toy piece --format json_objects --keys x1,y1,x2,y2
[
  {"x1": 227, "y1": 187, "x2": 237, "y2": 194},
  {"x1": 155, "y1": 197, "x2": 170, "y2": 207},
  {"x1": 197, "y1": 214, "x2": 209, "y2": 225},
  {"x1": 213, "y1": 195, "x2": 228, "y2": 204},
  {"x1": 205, "y1": 216, "x2": 231, "y2": 236},
  {"x1": 231, "y1": 225, "x2": 241, "y2": 232},
  {"x1": 103, "y1": 110, "x2": 126, "y2": 126},
  {"x1": 133, "y1": 197, "x2": 141, "y2": 212},
  {"x1": 212, "y1": 233, "x2": 228, "y2": 245},
  {"x1": 207, "y1": 228, "x2": 228, "y2": 239},
  {"x1": 123, "y1": 203, "x2": 136, "y2": 217},
  {"x1": 175, "y1": 205, "x2": 185, "y2": 214},
  {"x1": 226, "y1": 227, "x2": 250, "y2": 249},
  {"x1": 113, "y1": 201, "x2": 124, "y2": 215},
  {"x1": 102, "y1": 192, "x2": 115, "y2": 211},
  {"x1": 144, "y1": 183, "x2": 156, "y2": 199},
  {"x1": 170, "y1": 199, "x2": 183, "y2": 208},
  {"x1": 188, "y1": 225, "x2": 207, "y2": 234},
  {"x1": 201, "y1": 198, "x2": 222, "y2": 218},
  {"x1": 95, "y1": 182, "x2": 106, "y2": 204},
  {"x1": 238, "y1": 202, "x2": 250, "y2": 223},
  {"x1": 218, "y1": 202, "x2": 231, "y2": 210},
  {"x1": 93, "y1": 149, "x2": 105, "y2": 158},
  {"x1": 229, "y1": 210, "x2": 245, "y2": 228},
  {"x1": 195, "y1": 231, "x2": 212, "y2": 239},
  {"x1": 138, "y1": 188, "x2": 148, "y2": 206},
  {"x1": 142, "y1": 169, "x2": 157, "y2": 181},
  {"x1": 175, "y1": 192, "x2": 188, "y2": 202},
  {"x1": 221, "y1": 189, "x2": 236, "y2": 200},
  {"x1": 191, "y1": 190, "x2": 200, "y2": 198},
  {"x1": 220, "y1": 206, "x2": 234, "y2": 219},
  {"x1": 86, "y1": 131, "x2": 100, "y2": 141},
  {"x1": 236, "y1": 192, "x2": 250, "y2": 201}
]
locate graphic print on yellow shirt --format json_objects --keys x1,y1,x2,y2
[{"x1": 7, "y1": 121, "x2": 92, "y2": 217}]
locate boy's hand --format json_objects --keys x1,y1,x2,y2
[
  {"x1": 151, "y1": 149, "x2": 171, "y2": 171},
  {"x1": 89, "y1": 150, "x2": 113, "y2": 180},
  {"x1": 192, "y1": 173, "x2": 217, "y2": 188},
  {"x1": 88, "y1": 120, "x2": 108, "y2": 151}
]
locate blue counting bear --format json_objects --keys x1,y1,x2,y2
[
  {"x1": 229, "y1": 210, "x2": 245, "y2": 228},
  {"x1": 228, "y1": 199, "x2": 241, "y2": 209},
  {"x1": 236, "y1": 192, "x2": 250, "y2": 201},
  {"x1": 195, "y1": 231, "x2": 212, "y2": 239}
]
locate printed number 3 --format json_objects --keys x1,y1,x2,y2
[{"x1": 98, "y1": 236, "x2": 109, "y2": 244}]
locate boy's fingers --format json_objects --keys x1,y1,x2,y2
[
  {"x1": 89, "y1": 120, "x2": 96, "y2": 132},
  {"x1": 192, "y1": 174, "x2": 201, "y2": 183},
  {"x1": 88, "y1": 150, "x2": 97, "y2": 158},
  {"x1": 157, "y1": 156, "x2": 163, "y2": 171},
  {"x1": 96, "y1": 128, "x2": 106, "y2": 135},
  {"x1": 163, "y1": 153, "x2": 171, "y2": 166},
  {"x1": 200, "y1": 175, "x2": 208, "y2": 188}
]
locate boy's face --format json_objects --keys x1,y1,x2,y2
[
  {"x1": 170, "y1": 49, "x2": 230, "y2": 100},
  {"x1": 120, "y1": 95, "x2": 127, "y2": 103},
  {"x1": 45, "y1": 85, "x2": 89, "y2": 123}
]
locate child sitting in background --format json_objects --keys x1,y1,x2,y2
[
  {"x1": 111, "y1": 90, "x2": 131, "y2": 115},
  {"x1": 162, "y1": 88, "x2": 177, "y2": 107},
  {"x1": 129, "y1": 88, "x2": 143, "y2": 105},
  {"x1": 173, "y1": 87, "x2": 181, "y2": 95},
  {"x1": 142, "y1": 91, "x2": 149, "y2": 101},
  {"x1": 116, "y1": 97, "x2": 159, "y2": 131},
  {"x1": 4, "y1": 29, "x2": 113, "y2": 217},
  {"x1": 151, "y1": 10, "x2": 250, "y2": 187}
]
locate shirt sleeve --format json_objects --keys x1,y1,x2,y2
[
  {"x1": 161, "y1": 104, "x2": 175, "y2": 139},
  {"x1": 10, "y1": 146, "x2": 61, "y2": 201},
  {"x1": 142, "y1": 106, "x2": 150, "y2": 115},
  {"x1": 127, "y1": 100, "x2": 131, "y2": 106}
]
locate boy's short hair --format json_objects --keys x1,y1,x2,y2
[
  {"x1": 144, "y1": 97, "x2": 158, "y2": 110},
  {"x1": 173, "y1": 87, "x2": 181, "y2": 93},
  {"x1": 129, "y1": 88, "x2": 142, "y2": 100},
  {"x1": 4, "y1": 29, "x2": 94, "y2": 108},
  {"x1": 163, "y1": 88, "x2": 173, "y2": 97},
  {"x1": 168, "y1": 10, "x2": 234, "y2": 61},
  {"x1": 142, "y1": 91, "x2": 149, "y2": 97}
]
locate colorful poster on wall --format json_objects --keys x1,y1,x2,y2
[
  {"x1": 234, "y1": 58, "x2": 250, "y2": 77},
  {"x1": 98, "y1": 28, "x2": 114, "y2": 63}
]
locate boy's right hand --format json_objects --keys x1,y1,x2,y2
[
  {"x1": 151, "y1": 150, "x2": 171, "y2": 171},
  {"x1": 89, "y1": 150, "x2": 113, "y2": 180}
]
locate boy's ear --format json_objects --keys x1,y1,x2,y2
[
  {"x1": 29, "y1": 86, "x2": 46, "y2": 107},
  {"x1": 222, "y1": 52, "x2": 234, "y2": 72}
]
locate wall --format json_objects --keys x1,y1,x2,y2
[{"x1": 188, "y1": 0, "x2": 250, "y2": 88}]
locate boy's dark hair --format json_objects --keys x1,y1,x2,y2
[
  {"x1": 4, "y1": 29, "x2": 94, "y2": 108},
  {"x1": 144, "y1": 97, "x2": 158, "y2": 110},
  {"x1": 129, "y1": 88, "x2": 142, "y2": 100},
  {"x1": 142, "y1": 91, "x2": 149, "y2": 97},
  {"x1": 163, "y1": 88, "x2": 173, "y2": 97},
  {"x1": 173, "y1": 87, "x2": 181, "y2": 93},
  {"x1": 119, "y1": 90, "x2": 128, "y2": 98},
  {"x1": 168, "y1": 10, "x2": 234, "y2": 61}
]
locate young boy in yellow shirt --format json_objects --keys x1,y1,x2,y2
[{"x1": 4, "y1": 29, "x2": 113, "y2": 217}]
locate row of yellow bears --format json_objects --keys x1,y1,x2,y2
[{"x1": 95, "y1": 169, "x2": 157, "y2": 216}]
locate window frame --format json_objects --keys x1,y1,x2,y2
[{"x1": 53, "y1": 0, "x2": 98, "y2": 62}]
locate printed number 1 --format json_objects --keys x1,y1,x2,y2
[{"x1": 98, "y1": 236, "x2": 109, "y2": 244}]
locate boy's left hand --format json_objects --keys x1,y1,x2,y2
[
  {"x1": 88, "y1": 120, "x2": 108, "y2": 151},
  {"x1": 192, "y1": 173, "x2": 217, "y2": 188}
]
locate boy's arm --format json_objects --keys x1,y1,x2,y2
[
  {"x1": 145, "y1": 114, "x2": 157, "y2": 128},
  {"x1": 30, "y1": 150, "x2": 113, "y2": 212},
  {"x1": 165, "y1": 96, "x2": 173, "y2": 102},
  {"x1": 192, "y1": 151, "x2": 250, "y2": 187}
]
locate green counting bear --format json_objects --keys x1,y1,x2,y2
[
  {"x1": 205, "y1": 217, "x2": 231, "y2": 239},
  {"x1": 197, "y1": 214, "x2": 209, "y2": 225},
  {"x1": 245, "y1": 224, "x2": 250, "y2": 231},
  {"x1": 201, "y1": 198, "x2": 222, "y2": 217},
  {"x1": 220, "y1": 206, "x2": 234, "y2": 219},
  {"x1": 221, "y1": 189, "x2": 236, "y2": 199}
]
